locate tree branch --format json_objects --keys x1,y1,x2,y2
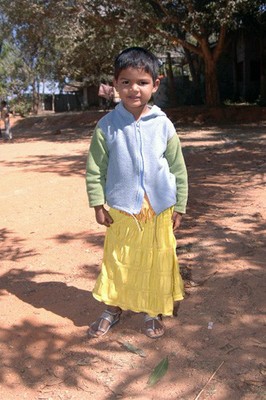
[{"x1": 213, "y1": 25, "x2": 227, "y2": 62}]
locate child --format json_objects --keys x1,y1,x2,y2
[
  {"x1": 1, "y1": 101, "x2": 12, "y2": 141},
  {"x1": 86, "y1": 47, "x2": 188, "y2": 339}
]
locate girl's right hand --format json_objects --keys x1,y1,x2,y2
[{"x1": 94, "y1": 205, "x2": 113, "y2": 227}]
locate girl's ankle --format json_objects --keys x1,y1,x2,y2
[{"x1": 106, "y1": 305, "x2": 121, "y2": 314}]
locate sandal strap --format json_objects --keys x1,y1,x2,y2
[
  {"x1": 144, "y1": 314, "x2": 161, "y2": 323},
  {"x1": 100, "y1": 310, "x2": 120, "y2": 324}
]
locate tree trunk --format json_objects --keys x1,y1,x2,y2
[
  {"x1": 204, "y1": 56, "x2": 221, "y2": 106},
  {"x1": 32, "y1": 79, "x2": 40, "y2": 115},
  {"x1": 260, "y1": 25, "x2": 266, "y2": 105},
  {"x1": 52, "y1": 93, "x2": 55, "y2": 112},
  {"x1": 166, "y1": 52, "x2": 176, "y2": 106},
  {"x1": 184, "y1": 48, "x2": 203, "y2": 104}
]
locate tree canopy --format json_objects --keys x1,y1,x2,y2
[{"x1": 0, "y1": 0, "x2": 264, "y2": 108}]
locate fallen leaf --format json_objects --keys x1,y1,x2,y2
[
  {"x1": 147, "y1": 357, "x2": 169, "y2": 387},
  {"x1": 186, "y1": 280, "x2": 200, "y2": 287},
  {"x1": 121, "y1": 342, "x2": 146, "y2": 358},
  {"x1": 77, "y1": 356, "x2": 92, "y2": 366},
  {"x1": 259, "y1": 363, "x2": 266, "y2": 376},
  {"x1": 242, "y1": 379, "x2": 264, "y2": 387}
]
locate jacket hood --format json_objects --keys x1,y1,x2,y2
[{"x1": 116, "y1": 102, "x2": 166, "y2": 121}]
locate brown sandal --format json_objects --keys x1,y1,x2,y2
[
  {"x1": 88, "y1": 309, "x2": 121, "y2": 338},
  {"x1": 144, "y1": 314, "x2": 165, "y2": 339}
]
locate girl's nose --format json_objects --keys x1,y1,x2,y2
[{"x1": 130, "y1": 83, "x2": 138, "y2": 91}]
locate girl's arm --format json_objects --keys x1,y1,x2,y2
[
  {"x1": 164, "y1": 133, "x2": 188, "y2": 232},
  {"x1": 86, "y1": 128, "x2": 113, "y2": 227},
  {"x1": 86, "y1": 126, "x2": 109, "y2": 207}
]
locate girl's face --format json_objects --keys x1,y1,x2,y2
[{"x1": 114, "y1": 67, "x2": 159, "y2": 119}]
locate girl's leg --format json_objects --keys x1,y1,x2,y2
[
  {"x1": 88, "y1": 305, "x2": 122, "y2": 338},
  {"x1": 173, "y1": 301, "x2": 181, "y2": 317}
]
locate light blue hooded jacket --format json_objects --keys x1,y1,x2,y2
[{"x1": 86, "y1": 102, "x2": 188, "y2": 215}]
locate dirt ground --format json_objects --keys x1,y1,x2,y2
[{"x1": 0, "y1": 108, "x2": 265, "y2": 400}]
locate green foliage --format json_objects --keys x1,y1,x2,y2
[
  {"x1": 55, "y1": 0, "x2": 162, "y2": 83},
  {"x1": 142, "y1": 0, "x2": 263, "y2": 105},
  {"x1": 10, "y1": 96, "x2": 32, "y2": 117},
  {"x1": 0, "y1": 0, "x2": 62, "y2": 111},
  {"x1": 0, "y1": 40, "x2": 31, "y2": 99},
  {"x1": 0, "y1": 0, "x2": 264, "y2": 107}
]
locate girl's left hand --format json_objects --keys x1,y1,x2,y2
[
  {"x1": 94, "y1": 205, "x2": 113, "y2": 227},
  {"x1": 172, "y1": 211, "x2": 183, "y2": 233}
]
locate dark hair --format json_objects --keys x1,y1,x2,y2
[{"x1": 114, "y1": 47, "x2": 159, "y2": 83}]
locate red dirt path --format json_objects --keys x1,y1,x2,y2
[{"x1": 0, "y1": 109, "x2": 265, "y2": 400}]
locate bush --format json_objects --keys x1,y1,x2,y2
[{"x1": 10, "y1": 98, "x2": 32, "y2": 117}]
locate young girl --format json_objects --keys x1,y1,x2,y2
[{"x1": 86, "y1": 47, "x2": 188, "y2": 339}]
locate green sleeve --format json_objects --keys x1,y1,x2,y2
[
  {"x1": 164, "y1": 134, "x2": 188, "y2": 214},
  {"x1": 86, "y1": 126, "x2": 109, "y2": 207}
]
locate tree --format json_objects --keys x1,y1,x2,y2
[
  {"x1": 0, "y1": 0, "x2": 62, "y2": 113},
  {"x1": 58, "y1": 0, "x2": 263, "y2": 106},
  {"x1": 1, "y1": 0, "x2": 264, "y2": 108},
  {"x1": 53, "y1": 0, "x2": 163, "y2": 84},
  {"x1": 140, "y1": 0, "x2": 262, "y2": 106},
  {"x1": 259, "y1": 3, "x2": 266, "y2": 104},
  {"x1": 0, "y1": 0, "x2": 159, "y2": 105},
  {"x1": 0, "y1": 41, "x2": 31, "y2": 98}
]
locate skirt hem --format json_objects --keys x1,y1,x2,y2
[{"x1": 92, "y1": 292, "x2": 184, "y2": 317}]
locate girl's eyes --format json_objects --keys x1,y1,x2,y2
[{"x1": 121, "y1": 81, "x2": 149, "y2": 86}]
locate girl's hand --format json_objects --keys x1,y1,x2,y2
[
  {"x1": 172, "y1": 211, "x2": 183, "y2": 234},
  {"x1": 94, "y1": 205, "x2": 113, "y2": 227}
]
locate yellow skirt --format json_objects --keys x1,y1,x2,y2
[{"x1": 92, "y1": 204, "x2": 184, "y2": 317}]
